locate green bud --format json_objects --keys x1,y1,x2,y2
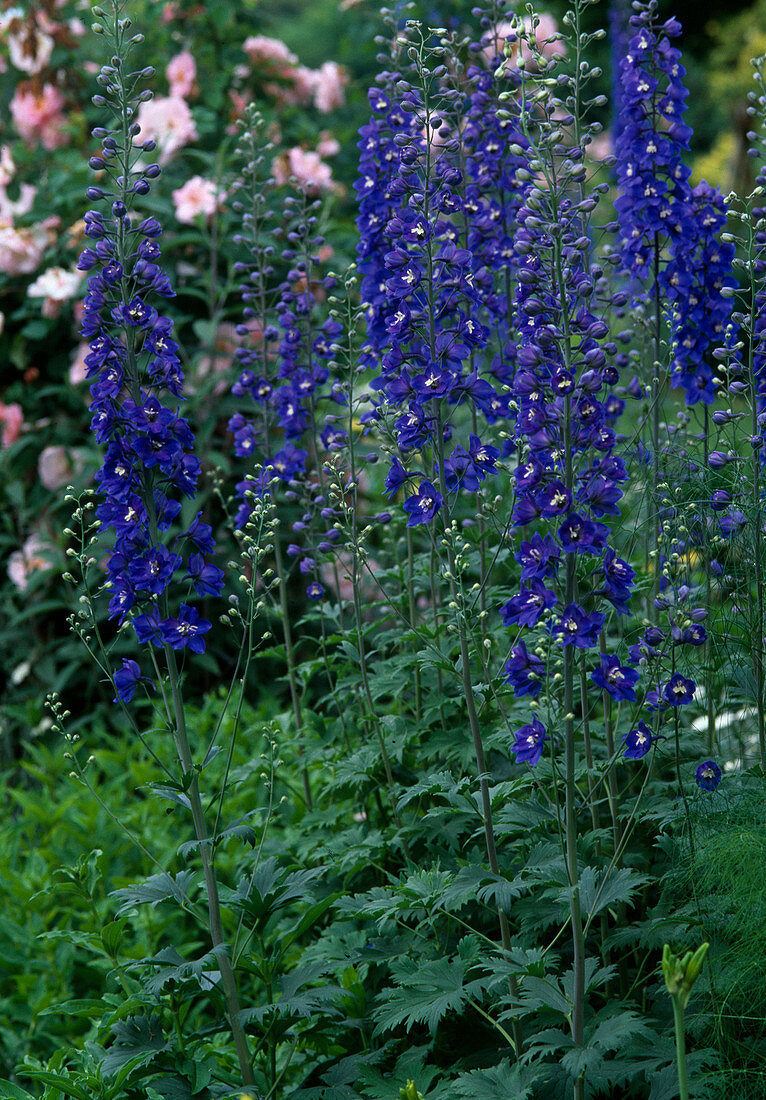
[
  {"x1": 399, "y1": 1083, "x2": 424, "y2": 1100},
  {"x1": 662, "y1": 942, "x2": 709, "y2": 1009}
]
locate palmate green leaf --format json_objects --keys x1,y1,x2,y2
[
  {"x1": 451, "y1": 1061, "x2": 539, "y2": 1099},
  {"x1": 516, "y1": 974, "x2": 572, "y2": 1016},
  {"x1": 101, "y1": 1013, "x2": 170, "y2": 1076},
  {"x1": 137, "y1": 945, "x2": 222, "y2": 996},
  {"x1": 372, "y1": 956, "x2": 484, "y2": 1035},
  {"x1": 578, "y1": 866, "x2": 650, "y2": 922},
  {"x1": 110, "y1": 870, "x2": 197, "y2": 916},
  {"x1": 397, "y1": 771, "x2": 472, "y2": 811}
]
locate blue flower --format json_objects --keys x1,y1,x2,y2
[
  {"x1": 592, "y1": 654, "x2": 640, "y2": 702},
  {"x1": 403, "y1": 480, "x2": 442, "y2": 527},
  {"x1": 113, "y1": 659, "x2": 153, "y2": 704},
  {"x1": 503, "y1": 641, "x2": 547, "y2": 699},
  {"x1": 552, "y1": 605, "x2": 606, "y2": 649},
  {"x1": 663, "y1": 673, "x2": 696, "y2": 707},
  {"x1": 500, "y1": 580, "x2": 558, "y2": 628},
  {"x1": 159, "y1": 605, "x2": 212, "y2": 654},
  {"x1": 695, "y1": 760, "x2": 722, "y2": 791},
  {"x1": 623, "y1": 721, "x2": 654, "y2": 760},
  {"x1": 511, "y1": 716, "x2": 548, "y2": 766}
]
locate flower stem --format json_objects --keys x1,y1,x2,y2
[{"x1": 672, "y1": 999, "x2": 690, "y2": 1100}]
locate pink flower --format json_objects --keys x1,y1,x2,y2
[
  {"x1": 0, "y1": 146, "x2": 15, "y2": 188},
  {"x1": 134, "y1": 95, "x2": 197, "y2": 164},
  {"x1": 272, "y1": 147, "x2": 334, "y2": 194},
  {"x1": 317, "y1": 131, "x2": 340, "y2": 158},
  {"x1": 166, "y1": 49, "x2": 196, "y2": 98},
  {"x1": 0, "y1": 401, "x2": 23, "y2": 448},
  {"x1": 172, "y1": 175, "x2": 221, "y2": 223},
  {"x1": 0, "y1": 218, "x2": 48, "y2": 275},
  {"x1": 38, "y1": 445, "x2": 72, "y2": 490},
  {"x1": 312, "y1": 61, "x2": 347, "y2": 113},
  {"x1": 69, "y1": 342, "x2": 89, "y2": 386},
  {"x1": 242, "y1": 35, "x2": 297, "y2": 71},
  {"x1": 7, "y1": 532, "x2": 54, "y2": 591},
  {"x1": 27, "y1": 266, "x2": 82, "y2": 319},
  {"x1": 8, "y1": 22, "x2": 54, "y2": 74},
  {"x1": 0, "y1": 181, "x2": 36, "y2": 220},
  {"x1": 10, "y1": 83, "x2": 68, "y2": 150}
]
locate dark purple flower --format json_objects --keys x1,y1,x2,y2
[
  {"x1": 552, "y1": 604, "x2": 606, "y2": 649},
  {"x1": 307, "y1": 581, "x2": 324, "y2": 600},
  {"x1": 403, "y1": 480, "x2": 442, "y2": 526},
  {"x1": 500, "y1": 580, "x2": 558, "y2": 628},
  {"x1": 623, "y1": 720, "x2": 654, "y2": 760},
  {"x1": 695, "y1": 759, "x2": 722, "y2": 791},
  {"x1": 503, "y1": 640, "x2": 547, "y2": 698},
  {"x1": 515, "y1": 532, "x2": 561, "y2": 581},
  {"x1": 159, "y1": 604, "x2": 212, "y2": 654},
  {"x1": 113, "y1": 658, "x2": 153, "y2": 703},
  {"x1": 663, "y1": 673, "x2": 696, "y2": 707},
  {"x1": 592, "y1": 654, "x2": 640, "y2": 702},
  {"x1": 511, "y1": 715, "x2": 547, "y2": 766}
]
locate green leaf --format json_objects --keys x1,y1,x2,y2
[
  {"x1": 110, "y1": 871, "x2": 197, "y2": 915},
  {"x1": 453, "y1": 1061, "x2": 538, "y2": 1099},
  {"x1": 517, "y1": 974, "x2": 572, "y2": 1016},
  {"x1": 101, "y1": 1013, "x2": 170, "y2": 1075},
  {"x1": 16, "y1": 1069, "x2": 90, "y2": 1099},
  {"x1": 373, "y1": 956, "x2": 483, "y2": 1035},
  {"x1": 578, "y1": 866, "x2": 649, "y2": 922},
  {"x1": 0, "y1": 1082, "x2": 35, "y2": 1099}
]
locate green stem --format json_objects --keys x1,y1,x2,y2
[{"x1": 672, "y1": 999, "x2": 689, "y2": 1100}]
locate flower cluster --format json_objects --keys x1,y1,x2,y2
[
  {"x1": 355, "y1": 40, "x2": 513, "y2": 529},
  {"x1": 79, "y1": 34, "x2": 222, "y2": 696},
  {"x1": 614, "y1": 2, "x2": 736, "y2": 405},
  {"x1": 613, "y1": 3, "x2": 692, "y2": 278},
  {"x1": 228, "y1": 111, "x2": 347, "y2": 602}
]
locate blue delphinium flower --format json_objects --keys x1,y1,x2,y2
[
  {"x1": 613, "y1": 4, "x2": 692, "y2": 280},
  {"x1": 614, "y1": 2, "x2": 737, "y2": 405},
  {"x1": 695, "y1": 760, "x2": 722, "y2": 791},
  {"x1": 623, "y1": 720, "x2": 654, "y2": 759},
  {"x1": 354, "y1": 43, "x2": 515, "y2": 529},
  {"x1": 80, "y1": 52, "x2": 222, "y2": 673},
  {"x1": 668, "y1": 181, "x2": 737, "y2": 405},
  {"x1": 403, "y1": 480, "x2": 443, "y2": 527},
  {"x1": 592, "y1": 654, "x2": 640, "y2": 702},
  {"x1": 662, "y1": 673, "x2": 696, "y2": 707},
  {"x1": 503, "y1": 640, "x2": 546, "y2": 699},
  {"x1": 511, "y1": 715, "x2": 547, "y2": 766}
]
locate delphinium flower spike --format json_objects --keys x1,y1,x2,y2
[
  {"x1": 78, "y1": 3, "x2": 253, "y2": 1085},
  {"x1": 496, "y1": 9, "x2": 637, "y2": 1093}
]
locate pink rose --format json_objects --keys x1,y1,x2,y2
[
  {"x1": 166, "y1": 49, "x2": 196, "y2": 98},
  {"x1": 272, "y1": 147, "x2": 334, "y2": 194},
  {"x1": 0, "y1": 401, "x2": 23, "y2": 448},
  {"x1": 38, "y1": 445, "x2": 72, "y2": 491},
  {"x1": 69, "y1": 342, "x2": 89, "y2": 386},
  {"x1": 10, "y1": 83, "x2": 68, "y2": 150},
  {"x1": 134, "y1": 95, "x2": 197, "y2": 164},
  {"x1": 312, "y1": 61, "x2": 347, "y2": 113},
  {"x1": 242, "y1": 35, "x2": 297, "y2": 71},
  {"x1": 7, "y1": 533, "x2": 54, "y2": 591},
  {"x1": 172, "y1": 175, "x2": 221, "y2": 224},
  {"x1": 0, "y1": 218, "x2": 50, "y2": 275}
]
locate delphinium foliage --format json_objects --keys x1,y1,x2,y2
[{"x1": 9, "y1": 0, "x2": 766, "y2": 1098}]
